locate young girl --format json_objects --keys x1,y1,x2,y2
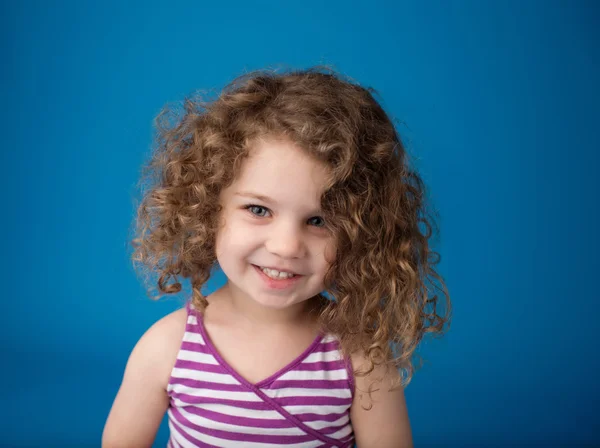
[{"x1": 103, "y1": 67, "x2": 451, "y2": 448}]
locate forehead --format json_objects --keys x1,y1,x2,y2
[{"x1": 225, "y1": 137, "x2": 329, "y2": 207}]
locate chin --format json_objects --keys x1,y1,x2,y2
[{"x1": 250, "y1": 292, "x2": 307, "y2": 310}]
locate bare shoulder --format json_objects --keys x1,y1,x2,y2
[
  {"x1": 138, "y1": 306, "x2": 188, "y2": 384},
  {"x1": 149, "y1": 305, "x2": 188, "y2": 341},
  {"x1": 113, "y1": 305, "x2": 188, "y2": 389},
  {"x1": 350, "y1": 351, "x2": 413, "y2": 448},
  {"x1": 102, "y1": 306, "x2": 188, "y2": 447}
]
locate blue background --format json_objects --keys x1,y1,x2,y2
[{"x1": 2, "y1": 0, "x2": 598, "y2": 446}]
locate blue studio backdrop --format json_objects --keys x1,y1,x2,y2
[{"x1": 2, "y1": 1, "x2": 598, "y2": 446}]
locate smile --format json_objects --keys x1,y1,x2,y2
[
  {"x1": 258, "y1": 266, "x2": 297, "y2": 279},
  {"x1": 252, "y1": 265, "x2": 303, "y2": 290}
]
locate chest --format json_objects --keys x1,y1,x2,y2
[
  {"x1": 168, "y1": 314, "x2": 355, "y2": 447},
  {"x1": 204, "y1": 323, "x2": 318, "y2": 385}
]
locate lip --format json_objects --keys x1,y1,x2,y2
[{"x1": 253, "y1": 265, "x2": 304, "y2": 290}]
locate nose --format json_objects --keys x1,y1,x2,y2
[{"x1": 265, "y1": 220, "x2": 306, "y2": 259}]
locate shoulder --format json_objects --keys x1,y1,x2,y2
[
  {"x1": 140, "y1": 305, "x2": 188, "y2": 350},
  {"x1": 102, "y1": 306, "x2": 188, "y2": 446},
  {"x1": 128, "y1": 305, "x2": 188, "y2": 388},
  {"x1": 147, "y1": 305, "x2": 188, "y2": 341},
  {"x1": 349, "y1": 351, "x2": 414, "y2": 448},
  {"x1": 349, "y1": 351, "x2": 401, "y2": 403}
]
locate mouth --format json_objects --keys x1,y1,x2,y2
[
  {"x1": 253, "y1": 264, "x2": 300, "y2": 278},
  {"x1": 252, "y1": 265, "x2": 304, "y2": 289}
]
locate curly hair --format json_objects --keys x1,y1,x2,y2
[{"x1": 131, "y1": 65, "x2": 451, "y2": 398}]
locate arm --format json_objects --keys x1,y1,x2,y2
[
  {"x1": 350, "y1": 353, "x2": 413, "y2": 448},
  {"x1": 102, "y1": 308, "x2": 186, "y2": 448}
]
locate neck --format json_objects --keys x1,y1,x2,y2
[{"x1": 220, "y1": 282, "x2": 318, "y2": 331}]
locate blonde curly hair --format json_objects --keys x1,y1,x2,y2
[{"x1": 131, "y1": 66, "x2": 451, "y2": 395}]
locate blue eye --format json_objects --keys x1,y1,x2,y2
[
  {"x1": 308, "y1": 216, "x2": 326, "y2": 227},
  {"x1": 244, "y1": 205, "x2": 325, "y2": 228},
  {"x1": 245, "y1": 205, "x2": 270, "y2": 217}
]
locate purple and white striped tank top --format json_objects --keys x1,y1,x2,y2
[{"x1": 166, "y1": 301, "x2": 355, "y2": 447}]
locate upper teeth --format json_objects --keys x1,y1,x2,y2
[{"x1": 260, "y1": 267, "x2": 296, "y2": 279}]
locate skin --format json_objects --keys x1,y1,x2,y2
[
  {"x1": 214, "y1": 136, "x2": 337, "y2": 326},
  {"x1": 102, "y1": 136, "x2": 412, "y2": 447}
]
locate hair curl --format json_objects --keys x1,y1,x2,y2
[{"x1": 131, "y1": 66, "x2": 451, "y2": 400}]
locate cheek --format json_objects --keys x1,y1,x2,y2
[
  {"x1": 214, "y1": 217, "x2": 231, "y2": 257},
  {"x1": 215, "y1": 217, "x2": 257, "y2": 255},
  {"x1": 214, "y1": 232, "x2": 225, "y2": 260}
]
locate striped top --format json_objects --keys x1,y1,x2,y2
[{"x1": 166, "y1": 302, "x2": 355, "y2": 447}]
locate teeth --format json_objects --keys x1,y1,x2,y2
[{"x1": 260, "y1": 267, "x2": 296, "y2": 279}]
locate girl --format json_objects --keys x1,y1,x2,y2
[{"x1": 103, "y1": 67, "x2": 451, "y2": 448}]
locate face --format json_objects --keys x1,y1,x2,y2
[{"x1": 215, "y1": 136, "x2": 336, "y2": 311}]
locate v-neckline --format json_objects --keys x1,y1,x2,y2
[{"x1": 191, "y1": 304, "x2": 325, "y2": 389}]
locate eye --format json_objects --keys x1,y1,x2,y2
[
  {"x1": 244, "y1": 204, "x2": 271, "y2": 218},
  {"x1": 308, "y1": 216, "x2": 326, "y2": 228}
]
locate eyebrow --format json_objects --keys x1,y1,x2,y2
[{"x1": 234, "y1": 191, "x2": 277, "y2": 204}]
